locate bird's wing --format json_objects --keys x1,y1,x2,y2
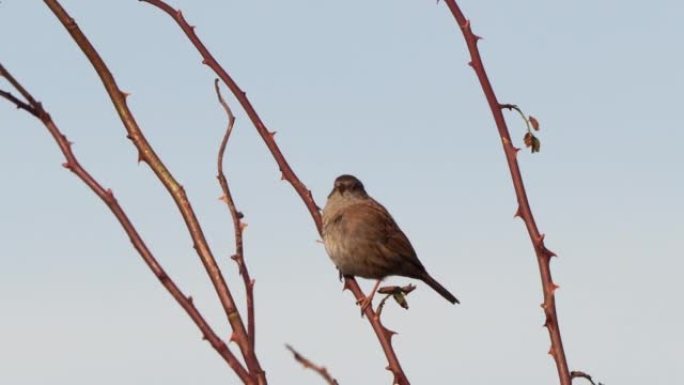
[{"x1": 346, "y1": 200, "x2": 426, "y2": 275}]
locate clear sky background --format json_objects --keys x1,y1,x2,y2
[{"x1": 1, "y1": 1, "x2": 682, "y2": 384}]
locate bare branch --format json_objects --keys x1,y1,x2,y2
[
  {"x1": 440, "y1": 1, "x2": 580, "y2": 384},
  {"x1": 0, "y1": 63, "x2": 40, "y2": 106},
  {"x1": 42, "y1": 1, "x2": 264, "y2": 382},
  {"x1": 140, "y1": 1, "x2": 410, "y2": 383},
  {"x1": 0, "y1": 62, "x2": 252, "y2": 385},
  {"x1": 214, "y1": 79, "x2": 256, "y2": 350},
  {"x1": 286, "y1": 344, "x2": 339, "y2": 385}
]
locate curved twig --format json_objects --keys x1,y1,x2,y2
[
  {"x1": 214, "y1": 79, "x2": 256, "y2": 350},
  {"x1": 41, "y1": 1, "x2": 264, "y2": 383},
  {"x1": 139, "y1": 1, "x2": 410, "y2": 383},
  {"x1": 571, "y1": 371, "x2": 603, "y2": 385},
  {"x1": 0, "y1": 63, "x2": 253, "y2": 385},
  {"x1": 286, "y1": 344, "x2": 340, "y2": 385},
  {"x1": 441, "y1": 1, "x2": 576, "y2": 384}
]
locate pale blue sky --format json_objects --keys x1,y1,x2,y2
[{"x1": 1, "y1": 1, "x2": 682, "y2": 384}]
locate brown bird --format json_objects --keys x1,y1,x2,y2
[{"x1": 322, "y1": 174, "x2": 459, "y2": 310}]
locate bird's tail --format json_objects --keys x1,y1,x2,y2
[{"x1": 420, "y1": 272, "x2": 459, "y2": 304}]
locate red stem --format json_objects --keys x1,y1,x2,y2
[
  {"x1": 140, "y1": 1, "x2": 410, "y2": 383},
  {"x1": 286, "y1": 344, "x2": 340, "y2": 385},
  {"x1": 0, "y1": 63, "x2": 254, "y2": 385},
  {"x1": 41, "y1": 1, "x2": 264, "y2": 382},
  {"x1": 214, "y1": 79, "x2": 256, "y2": 350},
  {"x1": 441, "y1": 1, "x2": 570, "y2": 384}
]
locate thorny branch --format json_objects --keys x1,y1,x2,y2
[
  {"x1": 140, "y1": 1, "x2": 410, "y2": 384},
  {"x1": 286, "y1": 345, "x2": 340, "y2": 385},
  {"x1": 41, "y1": 1, "x2": 265, "y2": 383},
  {"x1": 214, "y1": 79, "x2": 256, "y2": 350},
  {"x1": 440, "y1": 1, "x2": 594, "y2": 384},
  {"x1": 0, "y1": 63, "x2": 253, "y2": 385}
]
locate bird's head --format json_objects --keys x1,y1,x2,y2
[{"x1": 329, "y1": 174, "x2": 368, "y2": 199}]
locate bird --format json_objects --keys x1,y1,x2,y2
[{"x1": 321, "y1": 174, "x2": 459, "y2": 311}]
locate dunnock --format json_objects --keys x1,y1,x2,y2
[{"x1": 322, "y1": 174, "x2": 459, "y2": 309}]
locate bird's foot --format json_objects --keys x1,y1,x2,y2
[
  {"x1": 356, "y1": 295, "x2": 374, "y2": 316},
  {"x1": 355, "y1": 279, "x2": 383, "y2": 317}
]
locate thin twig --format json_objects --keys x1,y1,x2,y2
[
  {"x1": 0, "y1": 62, "x2": 253, "y2": 385},
  {"x1": 41, "y1": 2, "x2": 264, "y2": 383},
  {"x1": 441, "y1": 1, "x2": 573, "y2": 384},
  {"x1": 286, "y1": 344, "x2": 340, "y2": 385},
  {"x1": 0, "y1": 87, "x2": 39, "y2": 118},
  {"x1": 571, "y1": 371, "x2": 603, "y2": 385},
  {"x1": 0, "y1": 63, "x2": 40, "y2": 106},
  {"x1": 214, "y1": 79, "x2": 256, "y2": 350},
  {"x1": 140, "y1": 1, "x2": 410, "y2": 384}
]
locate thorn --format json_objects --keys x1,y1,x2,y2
[
  {"x1": 218, "y1": 195, "x2": 227, "y2": 202},
  {"x1": 536, "y1": 233, "x2": 546, "y2": 244},
  {"x1": 468, "y1": 61, "x2": 474, "y2": 68},
  {"x1": 230, "y1": 254, "x2": 238, "y2": 261},
  {"x1": 137, "y1": 152, "x2": 144, "y2": 164},
  {"x1": 120, "y1": 91, "x2": 131, "y2": 99},
  {"x1": 189, "y1": 25, "x2": 196, "y2": 31},
  {"x1": 548, "y1": 346, "x2": 555, "y2": 356},
  {"x1": 236, "y1": 211, "x2": 244, "y2": 219},
  {"x1": 382, "y1": 327, "x2": 397, "y2": 339},
  {"x1": 549, "y1": 282, "x2": 560, "y2": 294},
  {"x1": 201, "y1": 59, "x2": 208, "y2": 65},
  {"x1": 62, "y1": 162, "x2": 73, "y2": 170},
  {"x1": 175, "y1": 9, "x2": 183, "y2": 18},
  {"x1": 104, "y1": 188, "x2": 116, "y2": 202},
  {"x1": 229, "y1": 332, "x2": 238, "y2": 343},
  {"x1": 187, "y1": 295, "x2": 193, "y2": 304},
  {"x1": 280, "y1": 173, "x2": 286, "y2": 181},
  {"x1": 201, "y1": 334, "x2": 208, "y2": 341},
  {"x1": 514, "y1": 206, "x2": 522, "y2": 218},
  {"x1": 269, "y1": 131, "x2": 277, "y2": 137},
  {"x1": 473, "y1": 34, "x2": 483, "y2": 41},
  {"x1": 544, "y1": 247, "x2": 558, "y2": 258},
  {"x1": 315, "y1": 239, "x2": 323, "y2": 244},
  {"x1": 126, "y1": 134, "x2": 133, "y2": 141},
  {"x1": 239, "y1": 221, "x2": 248, "y2": 230}
]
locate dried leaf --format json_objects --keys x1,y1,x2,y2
[
  {"x1": 393, "y1": 292, "x2": 409, "y2": 309},
  {"x1": 531, "y1": 136, "x2": 541, "y2": 153},
  {"x1": 378, "y1": 285, "x2": 400, "y2": 295},
  {"x1": 523, "y1": 132, "x2": 541, "y2": 153},
  {"x1": 529, "y1": 115, "x2": 540, "y2": 131},
  {"x1": 523, "y1": 132, "x2": 533, "y2": 147}
]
